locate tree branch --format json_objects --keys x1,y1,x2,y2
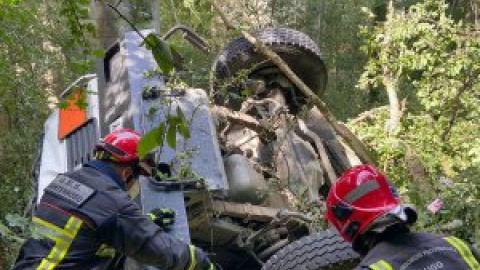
[
  {"x1": 349, "y1": 105, "x2": 389, "y2": 124},
  {"x1": 383, "y1": 71, "x2": 401, "y2": 133},
  {"x1": 106, "y1": 2, "x2": 146, "y2": 40}
]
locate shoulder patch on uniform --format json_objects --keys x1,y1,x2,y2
[{"x1": 45, "y1": 175, "x2": 95, "y2": 206}]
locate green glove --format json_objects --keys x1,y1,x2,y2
[{"x1": 148, "y1": 208, "x2": 175, "y2": 228}]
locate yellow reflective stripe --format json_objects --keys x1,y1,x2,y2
[
  {"x1": 444, "y1": 236, "x2": 478, "y2": 270},
  {"x1": 208, "y1": 263, "x2": 214, "y2": 270},
  {"x1": 37, "y1": 242, "x2": 69, "y2": 270},
  {"x1": 33, "y1": 217, "x2": 75, "y2": 239},
  {"x1": 64, "y1": 216, "x2": 82, "y2": 234},
  {"x1": 369, "y1": 260, "x2": 394, "y2": 270},
  {"x1": 379, "y1": 260, "x2": 394, "y2": 270},
  {"x1": 95, "y1": 243, "x2": 116, "y2": 258},
  {"x1": 35, "y1": 216, "x2": 83, "y2": 270},
  {"x1": 187, "y1": 245, "x2": 196, "y2": 270},
  {"x1": 444, "y1": 236, "x2": 480, "y2": 270},
  {"x1": 32, "y1": 224, "x2": 71, "y2": 244}
]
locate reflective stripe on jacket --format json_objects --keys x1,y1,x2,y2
[
  {"x1": 13, "y1": 161, "x2": 196, "y2": 270},
  {"x1": 355, "y1": 232, "x2": 480, "y2": 270}
]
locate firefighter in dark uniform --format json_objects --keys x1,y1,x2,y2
[
  {"x1": 13, "y1": 128, "x2": 216, "y2": 270},
  {"x1": 325, "y1": 164, "x2": 480, "y2": 270}
]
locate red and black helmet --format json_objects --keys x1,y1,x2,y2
[
  {"x1": 94, "y1": 128, "x2": 152, "y2": 176},
  {"x1": 326, "y1": 165, "x2": 416, "y2": 243},
  {"x1": 96, "y1": 128, "x2": 141, "y2": 162}
]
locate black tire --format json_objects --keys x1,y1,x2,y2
[
  {"x1": 261, "y1": 230, "x2": 361, "y2": 270},
  {"x1": 211, "y1": 28, "x2": 327, "y2": 107}
]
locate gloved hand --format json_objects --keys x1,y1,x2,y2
[{"x1": 147, "y1": 208, "x2": 175, "y2": 228}]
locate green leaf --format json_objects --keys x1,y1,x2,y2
[
  {"x1": 166, "y1": 124, "x2": 177, "y2": 149},
  {"x1": 138, "y1": 123, "x2": 165, "y2": 158},
  {"x1": 176, "y1": 106, "x2": 185, "y2": 121},
  {"x1": 142, "y1": 33, "x2": 173, "y2": 75},
  {"x1": 166, "y1": 114, "x2": 181, "y2": 126},
  {"x1": 178, "y1": 122, "x2": 191, "y2": 139}
]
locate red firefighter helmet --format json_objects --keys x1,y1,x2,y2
[
  {"x1": 96, "y1": 128, "x2": 141, "y2": 162},
  {"x1": 326, "y1": 165, "x2": 415, "y2": 243},
  {"x1": 95, "y1": 128, "x2": 152, "y2": 176}
]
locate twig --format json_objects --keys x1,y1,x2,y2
[
  {"x1": 106, "y1": 3, "x2": 145, "y2": 38},
  {"x1": 106, "y1": 2, "x2": 163, "y2": 63}
]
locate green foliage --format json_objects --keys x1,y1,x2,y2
[
  {"x1": 2, "y1": 0, "x2": 22, "y2": 5},
  {"x1": 0, "y1": 0, "x2": 97, "y2": 267},
  {"x1": 57, "y1": 0, "x2": 99, "y2": 75},
  {"x1": 138, "y1": 123, "x2": 166, "y2": 159},
  {"x1": 351, "y1": 0, "x2": 479, "y2": 246},
  {"x1": 142, "y1": 33, "x2": 174, "y2": 75},
  {"x1": 138, "y1": 105, "x2": 190, "y2": 159}
]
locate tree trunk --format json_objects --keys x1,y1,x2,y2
[
  {"x1": 383, "y1": 1, "x2": 401, "y2": 134},
  {"x1": 383, "y1": 72, "x2": 401, "y2": 133},
  {"x1": 92, "y1": 0, "x2": 120, "y2": 50}
]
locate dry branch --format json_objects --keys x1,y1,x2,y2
[{"x1": 349, "y1": 106, "x2": 388, "y2": 124}]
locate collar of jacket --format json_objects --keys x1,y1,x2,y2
[{"x1": 84, "y1": 160, "x2": 127, "y2": 190}]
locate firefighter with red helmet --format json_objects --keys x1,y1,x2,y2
[
  {"x1": 14, "y1": 128, "x2": 216, "y2": 270},
  {"x1": 326, "y1": 164, "x2": 480, "y2": 270}
]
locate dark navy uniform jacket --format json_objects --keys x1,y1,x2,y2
[
  {"x1": 355, "y1": 231, "x2": 480, "y2": 270},
  {"x1": 13, "y1": 161, "x2": 204, "y2": 270}
]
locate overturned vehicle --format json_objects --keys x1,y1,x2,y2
[{"x1": 33, "y1": 27, "x2": 362, "y2": 270}]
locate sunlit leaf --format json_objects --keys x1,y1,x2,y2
[
  {"x1": 138, "y1": 123, "x2": 165, "y2": 158},
  {"x1": 166, "y1": 123, "x2": 177, "y2": 149},
  {"x1": 178, "y1": 122, "x2": 191, "y2": 139},
  {"x1": 142, "y1": 33, "x2": 173, "y2": 75}
]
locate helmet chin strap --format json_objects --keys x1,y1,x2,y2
[{"x1": 367, "y1": 205, "x2": 417, "y2": 234}]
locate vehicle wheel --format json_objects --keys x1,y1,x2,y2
[
  {"x1": 211, "y1": 28, "x2": 327, "y2": 108},
  {"x1": 261, "y1": 230, "x2": 361, "y2": 270}
]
